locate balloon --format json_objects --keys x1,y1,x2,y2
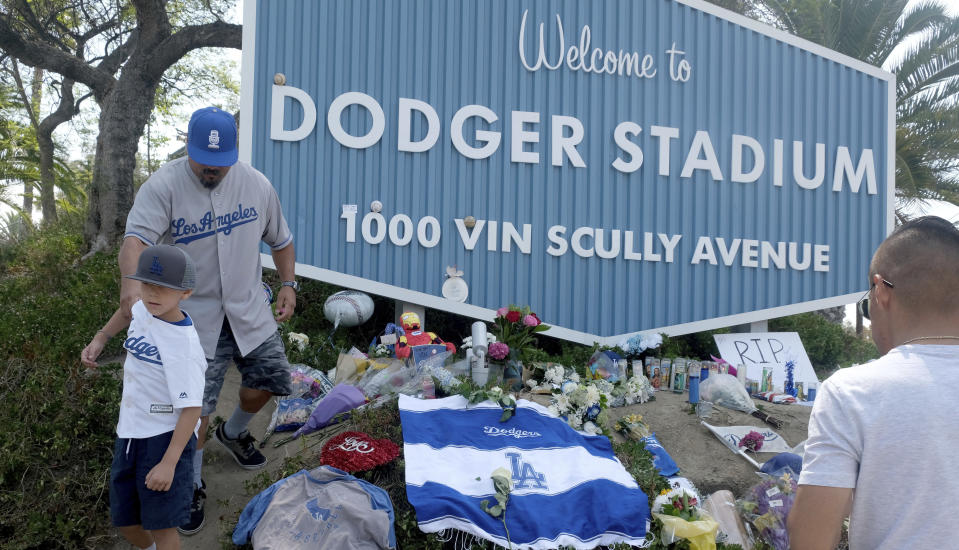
[{"x1": 323, "y1": 290, "x2": 374, "y2": 329}]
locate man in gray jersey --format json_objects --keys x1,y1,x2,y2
[{"x1": 120, "y1": 107, "x2": 298, "y2": 535}]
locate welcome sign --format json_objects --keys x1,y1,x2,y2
[{"x1": 240, "y1": 0, "x2": 894, "y2": 344}]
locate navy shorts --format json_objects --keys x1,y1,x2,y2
[
  {"x1": 110, "y1": 430, "x2": 196, "y2": 530},
  {"x1": 202, "y1": 319, "x2": 292, "y2": 416}
]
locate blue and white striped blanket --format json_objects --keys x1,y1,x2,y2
[{"x1": 400, "y1": 395, "x2": 650, "y2": 549}]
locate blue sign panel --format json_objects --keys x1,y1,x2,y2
[{"x1": 240, "y1": 0, "x2": 894, "y2": 344}]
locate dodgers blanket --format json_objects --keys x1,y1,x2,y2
[{"x1": 400, "y1": 395, "x2": 650, "y2": 549}]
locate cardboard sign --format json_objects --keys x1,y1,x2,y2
[{"x1": 713, "y1": 332, "x2": 817, "y2": 391}]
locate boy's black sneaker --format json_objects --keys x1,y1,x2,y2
[
  {"x1": 177, "y1": 480, "x2": 206, "y2": 535},
  {"x1": 215, "y1": 423, "x2": 267, "y2": 469}
]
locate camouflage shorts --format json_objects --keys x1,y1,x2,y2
[{"x1": 201, "y1": 321, "x2": 292, "y2": 416}]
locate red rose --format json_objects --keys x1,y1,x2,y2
[{"x1": 506, "y1": 310, "x2": 521, "y2": 323}]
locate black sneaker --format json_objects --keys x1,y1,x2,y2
[
  {"x1": 215, "y1": 423, "x2": 267, "y2": 469},
  {"x1": 177, "y1": 480, "x2": 206, "y2": 535}
]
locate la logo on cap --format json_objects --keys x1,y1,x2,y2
[
  {"x1": 208, "y1": 129, "x2": 220, "y2": 150},
  {"x1": 149, "y1": 256, "x2": 164, "y2": 275}
]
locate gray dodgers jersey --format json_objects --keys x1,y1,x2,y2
[{"x1": 125, "y1": 157, "x2": 293, "y2": 358}]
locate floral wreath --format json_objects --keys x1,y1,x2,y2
[{"x1": 320, "y1": 431, "x2": 400, "y2": 473}]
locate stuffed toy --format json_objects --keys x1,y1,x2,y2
[{"x1": 394, "y1": 311, "x2": 456, "y2": 359}]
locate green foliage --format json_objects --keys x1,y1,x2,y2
[
  {"x1": 0, "y1": 213, "x2": 121, "y2": 364},
  {"x1": 770, "y1": 312, "x2": 879, "y2": 376},
  {"x1": 0, "y1": 215, "x2": 125, "y2": 548},
  {"x1": 0, "y1": 357, "x2": 122, "y2": 549},
  {"x1": 659, "y1": 328, "x2": 731, "y2": 360}
]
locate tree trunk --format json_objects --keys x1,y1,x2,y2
[
  {"x1": 37, "y1": 79, "x2": 79, "y2": 225},
  {"x1": 83, "y1": 77, "x2": 157, "y2": 254}
]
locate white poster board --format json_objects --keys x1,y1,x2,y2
[{"x1": 713, "y1": 332, "x2": 817, "y2": 391}]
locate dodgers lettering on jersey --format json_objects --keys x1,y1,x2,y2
[
  {"x1": 124, "y1": 334, "x2": 162, "y2": 365},
  {"x1": 170, "y1": 203, "x2": 259, "y2": 245}
]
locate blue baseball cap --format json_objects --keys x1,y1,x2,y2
[{"x1": 187, "y1": 107, "x2": 238, "y2": 167}]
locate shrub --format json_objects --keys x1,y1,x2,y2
[{"x1": 0, "y1": 358, "x2": 121, "y2": 549}]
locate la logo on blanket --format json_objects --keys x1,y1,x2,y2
[{"x1": 507, "y1": 452, "x2": 548, "y2": 490}]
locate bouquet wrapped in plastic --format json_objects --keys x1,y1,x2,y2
[
  {"x1": 615, "y1": 414, "x2": 651, "y2": 441},
  {"x1": 738, "y1": 471, "x2": 798, "y2": 550},
  {"x1": 651, "y1": 487, "x2": 719, "y2": 550}
]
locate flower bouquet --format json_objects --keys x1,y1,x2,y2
[
  {"x1": 738, "y1": 472, "x2": 798, "y2": 550},
  {"x1": 651, "y1": 488, "x2": 720, "y2": 550},
  {"x1": 546, "y1": 379, "x2": 611, "y2": 435},
  {"x1": 489, "y1": 305, "x2": 550, "y2": 360},
  {"x1": 615, "y1": 414, "x2": 651, "y2": 441},
  {"x1": 610, "y1": 374, "x2": 653, "y2": 406},
  {"x1": 738, "y1": 430, "x2": 765, "y2": 452}
]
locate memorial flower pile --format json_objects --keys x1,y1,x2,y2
[{"x1": 523, "y1": 365, "x2": 652, "y2": 434}]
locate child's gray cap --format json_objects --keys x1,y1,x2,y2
[{"x1": 126, "y1": 245, "x2": 196, "y2": 290}]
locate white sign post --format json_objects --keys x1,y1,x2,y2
[{"x1": 713, "y1": 332, "x2": 818, "y2": 391}]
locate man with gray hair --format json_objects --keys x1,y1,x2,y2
[{"x1": 788, "y1": 216, "x2": 959, "y2": 549}]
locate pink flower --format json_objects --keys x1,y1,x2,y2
[
  {"x1": 522, "y1": 314, "x2": 539, "y2": 327},
  {"x1": 489, "y1": 342, "x2": 510, "y2": 360},
  {"x1": 496, "y1": 307, "x2": 509, "y2": 317}
]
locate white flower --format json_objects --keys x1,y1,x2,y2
[
  {"x1": 583, "y1": 421, "x2": 600, "y2": 435},
  {"x1": 568, "y1": 415, "x2": 583, "y2": 429},
  {"x1": 561, "y1": 380, "x2": 577, "y2": 394},
  {"x1": 585, "y1": 385, "x2": 601, "y2": 407},
  {"x1": 287, "y1": 332, "x2": 309, "y2": 351},
  {"x1": 595, "y1": 379, "x2": 614, "y2": 395},
  {"x1": 553, "y1": 394, "x2": 571, "y2": 414},
  {"x1": 526, "y1": 379, "x2": 538, "y2": 389},
  {"x1": 487, "y1": 386, "x2": 503, "y2": 399},
  {"x1": 568, "y1": 372, "x2": 581, "y2": 384},
  {"x1": 547, "y1": 405, "x2": 560, "y2": 417},
  {"x1": 544, "y1": 365, "x2": 565, "y2": 385}
]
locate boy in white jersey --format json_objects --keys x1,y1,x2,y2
[{"x1": 82, "y1": 245, "x2": 206, "y2": 550}]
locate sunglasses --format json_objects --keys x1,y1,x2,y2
[{"x1": 857, "y1": 278, "x2": 895, "y2": 320}]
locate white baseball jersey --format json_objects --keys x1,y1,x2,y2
[
  {"x1": 116, "y1": 300, "x2": 207, "y2": 438},
  {"x1": 125, "y1": 157, "x2": 293, "y2": 358}
]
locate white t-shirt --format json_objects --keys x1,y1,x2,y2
[
  {"x1": 116, "y1": 300, "x2": 207, "y2": 439},
  {"x1": 800, "y1": 345, "x2": 959, "y2": 550},
  {"x1": 124, "y1": 157, "x2": 293, "y2": 359}
]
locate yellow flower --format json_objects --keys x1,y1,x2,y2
[{"x1": 660, "y1": 489, "x2": 670, "y2": 496}]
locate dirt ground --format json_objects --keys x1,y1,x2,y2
[{"x1": 102, "y1": 372, "x2": 813, "y2": 549}]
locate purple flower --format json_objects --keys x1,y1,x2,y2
[
  {"x1": 739, "y1": 430, "x2": 765, "y2": 452},
  {"x1": 489, "y1": 342, "x2": 510, "y2": 360},
  {"x1": 522, "y1": 314, "x2": 540, "y2": 327}
]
